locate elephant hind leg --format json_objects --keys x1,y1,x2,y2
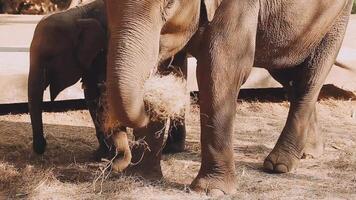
[
  {"x1": 264, "y1": 9, "x2": 351, "y2": 173},
  {"x1": 162, "y1": 119, "x2": 186, "y2": 154},
  {"x1": 302, "y1": 108, "x2": 324, "y2": 159},
  {"x1": 268, "y1": 70, "x2": 324, "y2": 160},
  {"x1": 264, "y1": 66, "x2": 325, "y2": 173},
  {"x1": 159, "y1": 51, "x2": 188, "y2": 154}
]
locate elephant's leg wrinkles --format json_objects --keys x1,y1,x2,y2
[
  {"x1": 302, "y1": 108, "x2": 324, "y2": 159},
  {"x1": 269, "y1": 70, "x2": 324, "y2": 161},
  {"x1": 264, "y1": 73, "x2": 324, "y2": 173},
  {"x1": 264, "y1": 8, "x2": 351, "y2": 173},
  {"x1": 192, "y1": 0, "x2": 258, "y2": 195},
  {"x1": 124, "y1": 121, "x2": 166, "y2": 180}
]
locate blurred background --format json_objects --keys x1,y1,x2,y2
[
  {"x1": 0, "y1": 0, "x2": 77, "y2": 14},
  {"x1": 0, "y1": 0, "x2": 356, "y2": 15}
]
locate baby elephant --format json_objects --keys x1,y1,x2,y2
[{"x1": 28, "y1": 0, "x2": 112, "y2": 159}]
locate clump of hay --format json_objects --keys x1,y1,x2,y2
[
  {"x1": 143, "y1": 74, "x2": 189, "y2": 121},
  {"x1": 100, "y1": 73, "x2": 189, "y2": 130}
]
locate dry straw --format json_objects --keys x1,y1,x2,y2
[
  {"x1": 102, "y1": 73, "x2": 189, "y2": 130},
  {"x1": 143, "y1": 73, "x2": 189, "y2": 122}
]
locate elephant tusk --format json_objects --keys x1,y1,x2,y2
[{"x1": 111, "y1": 131, "x2": 132, "y2": 172}]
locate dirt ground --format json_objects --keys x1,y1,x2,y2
[{"x1": 0, "y1": 100, "x2": 355, "y2": 199}]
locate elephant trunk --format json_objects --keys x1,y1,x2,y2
[
  {"x1": 112, "y1": 130, "x2": 132, "y2": 172},
  {"x1": 106, "y1": 5, "x2": 162, "y2": 128}
]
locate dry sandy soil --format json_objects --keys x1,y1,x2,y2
[{"x1": 0, "y1": 100, "x2": 355, "y2": 199}]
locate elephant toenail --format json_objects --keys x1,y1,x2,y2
[
  {"x1": 263, "y1": 160, "x2": 274, "y2": 172},
  {"x1": 275, "y1": 164, "x2": 289, "y2": 173},
  {"x1": 301, "y1": 153, "x2": 314, "y2": 159}
]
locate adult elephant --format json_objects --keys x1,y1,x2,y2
[
  {"x1": 28, "y1": 0, "x2": 185, "y2": 160},
  {"x1": 195, "y1": 0, "x2": 353, "y2": 194},
  {"x1": 105, "y1": 0, "x2": 353, "y2": 195}
]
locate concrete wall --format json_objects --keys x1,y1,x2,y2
[{"x1": 1, "y1": 14, "x2": 355, "y2": 104}]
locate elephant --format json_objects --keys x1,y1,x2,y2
[
  {"x1": 104, "y1": 0, "x2": 353, "y2": 195},
  {"x1": 28, "y1": 0, "x2": 186, "y2": 161},
  {"x1": 28, "y1": 0, "x2": 110, "y2": 157}
]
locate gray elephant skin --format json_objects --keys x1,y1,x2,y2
[{"x1": 104, "y1": 0, "x2": 353, "y2": 195}]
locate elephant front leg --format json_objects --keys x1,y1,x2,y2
[
  {"x1": 125, "y1": 121, "x2": 166, "y2": 180},
  {"x1": 84, "y1": 86, "x2": 114, "y2": 161},
  {"x1": 191, "y1": 0, "x2": 258, "y2": 195}
]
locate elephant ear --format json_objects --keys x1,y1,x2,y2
[
  {"x1": 48, "y1": 18, "x2": 106, "y2": 101},
  {"x1": 76, "y1": 18, "x2": 106, "y2": 71},
  {"x1": 48, "y1": 62, "x2": 82, "y2": 101},
  {"x1": 202, "y1": 0, "x2": 223, "y2": 22}
]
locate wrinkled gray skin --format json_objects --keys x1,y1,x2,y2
[
  {"x1": 105, "y1": 0, "x2": 217, "y2": 181},
  {"x1": 28, "y1": 0, "x2": 185, "y2": 160},
  {"x1": 105, "y1": 0, "x2": 353, "y2": 195},
  {"x1": 28, "y1": 0, "x2": 110, "y2": 157}
]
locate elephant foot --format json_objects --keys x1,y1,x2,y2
[
  {"x1": 190, "y1": 174, "x2": 236, "y2": 196},
  {"x1": 93, "y1": 145, "x2": 116, "y2": 161},
  {"x1": 124, "y1": 120, "x2": 166, "y2": 181},
  {"x1": 162, "y1": 141, "x2": 185, "y2": 154},
  {"x1": 263, "y1": 145, "x2": 301, "y2": 173},
  {"x1": 302, "y1": 139, "x2": 324, "y2": 159},
  {"x1": 124, "y1": 164, "x2": 163, "y2": 181},
  {"x1": 33, "y1": 137, "x2": 47, "y2": 155}
]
